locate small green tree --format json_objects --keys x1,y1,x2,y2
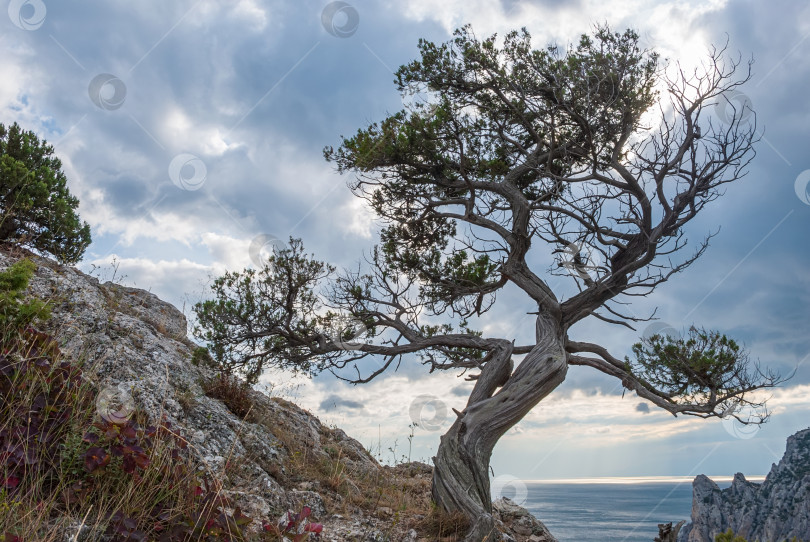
[
  {"x1": 193, "y1": 238, "x2": 333, "y2": 384},
  {"x1": 0, "y1": 122, "x2": 91, "y2": 264}
]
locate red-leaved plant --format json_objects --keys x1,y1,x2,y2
[{"x1": 262, "y1": 506, "x2": 323, "y2": 541}]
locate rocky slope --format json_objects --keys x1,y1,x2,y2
[
  {"x1": 1, "y1": 247, "x2": 555, "y2": 542},
  {"x1": 679, "y1": 428, "x2": 810, "y2": 542}
]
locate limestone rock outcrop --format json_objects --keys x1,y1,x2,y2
[
  {"x1": 679, "y1": 428, "x2": 810, "y2": 542},
  {"x1": 493, "y1": 498, "x2": 557, "y2": 541}
]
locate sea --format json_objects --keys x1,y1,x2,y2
[{"x1": 518, "y1": 476, "x2": 766, "y2": 542}]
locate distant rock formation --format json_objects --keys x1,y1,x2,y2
[{"x1": 679, "y1": 428, "x2": 810, "y2": 542}]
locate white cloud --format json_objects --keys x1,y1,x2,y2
[
  {"x1": 190, "y1": 0, "x2": 272, "y2": 33},
  {"x1": 106, "y1": 208, "x2": 202, "y2": 247},
  {"x1": 0, "y1": 47, "x2": 31, "y2": 116},
  {"x1": 0, "y1": 36, "x2": 52, "y2": 133},
  {"x1": 82, "y1": 254, "x2": 211, "y2": 313},
  {"x1": 338, "y1": 196, "x2": 376, "y2": 239},
  {"x1": 200, "y1": 232, "x2": 253, "y2": 271},
  {"x1": 396, "y1": 0, "x2": 729, "y2": 72},
  {"x1": 232, "y1": 0, "x2": 269, "y2": 32},
  {"x1": 161, "y1": 106, "x2": 241, "y2": 156}
]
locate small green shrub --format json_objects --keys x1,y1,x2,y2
[
  {"x1": 715, "y1": 530, "x2": 748, "y2": 542},
  {"x1": 0, "y1": 260, "x2": 49, "y2": 342}
]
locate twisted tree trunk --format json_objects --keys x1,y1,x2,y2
[{"x1": 431, "y1": 311, "x2": 568, "y2": 541}]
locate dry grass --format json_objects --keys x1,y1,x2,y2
[
  {"x1": 265, "y1": 398, "x2": 435, "y2": 533},
  {"x1": 413, "y1": 505, "x2": 470, "y2": 540},
  {"x1": 203, "y1": 373, "x2": 255, "y2": 420}
]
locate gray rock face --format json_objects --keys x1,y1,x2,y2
[
  {"x1": 493, "y1": 497, "x2": 557, "y2": 542},
  {"x1": 0, "y1": 250, "x2": 377, "y2": 533},
  {"x1": 680, "y1": 428, "x2": 810, "y2": 542}
]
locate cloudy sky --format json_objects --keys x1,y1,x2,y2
[{"x1": 3, "y1": 0, "x2": 810, "y2": 488}]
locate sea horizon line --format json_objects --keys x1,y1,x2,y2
[{"x1": 521, "y1": 475, "x2": 768, "y2": 484}]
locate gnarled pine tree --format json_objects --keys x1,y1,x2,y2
[{"x1": 195, "y1": 26, "x2": 780, "y2": 541}]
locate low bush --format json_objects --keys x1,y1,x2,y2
[
  {"x1": 715, "y1": 530, "x2": 748, "y2": 542},
  {"x1": 0, "y1": 260, "x2": 49, "y2": 342}
]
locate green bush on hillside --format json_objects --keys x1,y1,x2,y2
[
  {"x1": 715, "y1": 530, "x2": 748, "y2": 542},
  {"x1": 0, "y1": 259, "x2": 49, "y2": 342}
]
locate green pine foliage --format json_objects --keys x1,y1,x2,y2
[{"x1": 0, "y1": 122, "x2": 91, "y2": 264}]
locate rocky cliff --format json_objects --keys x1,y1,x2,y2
[
  {"x1": 679, "y1": 428, "x2": 810, "y2": 542},
  {"x1": 0, "y1": 247, "x2": 555, "y2": 542}
]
